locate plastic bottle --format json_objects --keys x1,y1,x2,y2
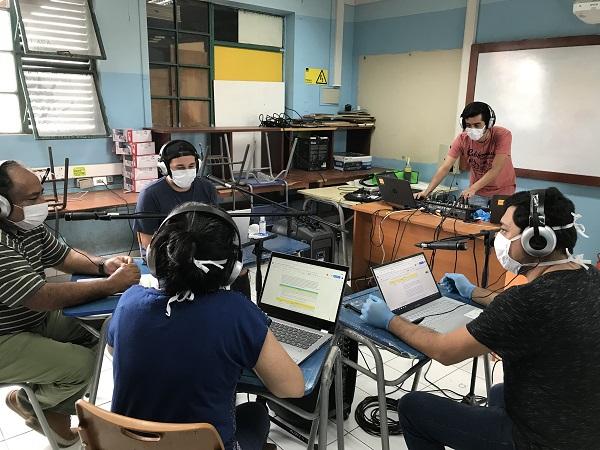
[
  {"x1": 259, "y1": 216, "x2": 266, "y2": 235},
  {"x1": 403, "y1": 157, "x2": 412, "y2": 182}
]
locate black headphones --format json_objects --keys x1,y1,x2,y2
[
  {"x1": 521, "y1": 189, "x2": 557, "y2": 258},
  {"x1": 460, "y1": 102, "x2": 496, "y2": 130},
  {"x1": 157, "y1": 140, "x2": 200, "y2": 177},
  {"x1": 0, "y1": 160, "x2": 13, "y2": 218},
  {"x1": 146, "y1": 202, "x2": 243, "y2": 287}
]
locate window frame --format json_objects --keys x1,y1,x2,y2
[{"x1": 0, "y1": 3, "x2": 25, "y2": 134}]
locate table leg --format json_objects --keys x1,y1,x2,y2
[
  {"x1": 334, "y1": 351, "x2": 345, "y2": 450},
  {"x1": 483, "y1": 354, "x2": 492, "y2": 400}
]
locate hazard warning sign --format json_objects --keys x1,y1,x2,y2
[{"x1": 305, "y1": 67, "x2": 328, "y2": 85}]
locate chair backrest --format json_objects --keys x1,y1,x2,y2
[{"x1": 76, "y1": 400, "x2": 224, "y2": 450}]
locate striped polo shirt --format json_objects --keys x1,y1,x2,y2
[{"x1": 0, "y1": 224, "x2": 70, "y2": 334}]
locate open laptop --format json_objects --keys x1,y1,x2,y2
[
  {"x1": 258, "y1": 252, "x2": 349, "y2": 364},
  {"x1": 377, "y1": 176, "x2": 418, "y2": 210},
  {"x1": 231, "y1": 209, "x2": 251, "y2": 244}
]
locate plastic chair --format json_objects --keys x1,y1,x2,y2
[
  {"x1": 0, "y1": 383, "x2": 60, "y2": 450},
  {"x1": 75, "y1": 400, "x2": 224, "y2": 450}
]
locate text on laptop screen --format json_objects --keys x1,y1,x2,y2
[
  {"x1": 260, "y1": 255, "x2": 347, "y2": 322},
  {"x1": 373, "y1": 254, "x2": 439, "y2": 311}
]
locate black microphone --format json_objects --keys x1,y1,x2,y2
[
  {"x1": 64, "y1": 212, "x2": 167, "y2": 221},
  {"x1": 415, "y1": 241, "x2": 468, "y2": 251},
  {"x1": 64, "y1": 212, "x2": 110, "y2": 221}
]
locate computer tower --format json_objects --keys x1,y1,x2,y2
[
  {"x1": 293, "y1": 136, "x2": 330, "y2": 171},
  {"x1": 272, "y1": 218, "x2": 335, "y2": 262}
]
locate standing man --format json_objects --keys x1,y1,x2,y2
[
  {"x1": 0, "y1": 160, "x2": 140, "y2": 446},
  {"x1": 416, "y1": 101, "x2": 516, "y2": 207},
  {"x1": 360, "y1": 187, "x2": 599, "y2": 449}
]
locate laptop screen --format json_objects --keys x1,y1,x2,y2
[
  {"x1": 259, "y1": 252, "x2": 348, "y2": 332},
  {"x1": 372, "y1": 253, "x2": 440, "y2": 311}
]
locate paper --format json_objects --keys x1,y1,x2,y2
[{"x1": 464, "y1": 309, "x2": 483, "y2": 320}]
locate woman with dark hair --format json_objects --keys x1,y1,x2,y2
[{"x1": 107, "y1": 202, "x2": 304, "y2": 450}]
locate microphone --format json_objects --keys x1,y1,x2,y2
[
  {"x1": 415, "y1": 240, "x2": 468, "y2": 251},
  {"x1": 64, "y1": 212, "x2": 112, "y2": 221},
  {"x1": 64, "y1": 212, "x2": 167, "y2": 221}
]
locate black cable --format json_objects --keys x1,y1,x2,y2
[
  {"x1": 472, "y1": 238, "x2": 480, "y2": 286},
  {"x1": 284, "y1": 106, "x2": 304, "y2": 120},
  {"x1": 391, "y1": 209, "x2": 419, "y2": 261},
  {"x1": 44, "y1": 222, "x2": 101, "y2": 270},
  {"x1": 99, "y1": 181, "x2": 137, "y2": 256},
  {"x1": 453, "y1": 219, "x2": 459, "y2": 272},
  {"x1": 491, "y1": 359, "x2": 502, "y2": 385}
]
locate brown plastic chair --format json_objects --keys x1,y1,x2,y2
[{"x1": 75, "y1": 400, "x2": 224, "y2": 450}]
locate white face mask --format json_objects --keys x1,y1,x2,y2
[
  {"x1": 12, "y1": 202, "x2": 49, "y2": 231},
  {"x1": 170, "y1": 169, "x2": 196, "y2": 189},
  {"x1": 466, "y1": 127, "x2": 485, "y2": 141},
  {"x1": 494, "y1": 232, "x2": 523, "y2": 274}
]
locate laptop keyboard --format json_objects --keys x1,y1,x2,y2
[
  {"x1": 270, "y1": 321, "x2": 322, "y2": 350},
  {"x1": 402, "y1": 298, "x2": 461, "y2": 321}
]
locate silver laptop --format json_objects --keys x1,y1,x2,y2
[
  {"x1": 258, "y1": 252, "x2": 349, "y2": 364},
  {"x1": 231, "y1": 209, "x2": 251, "y2": 244},
  {"x1": 372, "y1": 253, "x2": 482, "y2": 333}
]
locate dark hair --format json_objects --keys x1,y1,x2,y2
[
  {"x1": 0, "y1": 160, "x2": 19, "y2": 203},
  {"x1": 504, "y1": 187, "x2": 578, "y2": 253},
  {"x1": 460, "y1": 101, "x2": 494, "y2": 129},
  {"x1": 151, "y1": 206, "x2": 236, "y2": 296}
]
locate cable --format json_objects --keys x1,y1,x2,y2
[
  {"x1": 472, "y1": 238, "x2": 480, "y2": 286},
  {"x1": 44, "y1": 222, "x2": 101, "y2": 270},
  {"x1": 99, "y1": 181, "x2": 136, "y2": 256},
  {"x1": 354, "y1": 395, "x2": 403, "y2": 436},
  {"x1": 391, "y1": 209, "x2": 419, "y2": 261}
]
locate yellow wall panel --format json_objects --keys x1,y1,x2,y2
[{"x1": 214, "y1": 46, "x2": 282, "y2": 82}]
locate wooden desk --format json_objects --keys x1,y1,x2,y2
[
  {"x1": 351, "y1": 201, "x2": 503, "y2": 290},
  {"x1": 54, "y1": 190, "x2": 139, "y2": 213}
]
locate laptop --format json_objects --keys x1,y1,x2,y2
[
  {"x1": 377, "y1": 176, "x2": 418, "y2": 210},
  {"x1": 489, "y1": 195, "x2": 509, "y2": 224},
  {"x1": 231, "y1": 209, "x2": 251, "y2": 244},
  {"x1": 347, "y1": 253, "x2": 481, "y2": 333},
  {"x1": 258, "y1": 252, "x2": 349, "y2": 364}
]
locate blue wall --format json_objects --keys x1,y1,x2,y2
[{"x1": 354, "y1": 0, "x2": 600, "y2": 259}]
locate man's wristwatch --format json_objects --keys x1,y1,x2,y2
[{"x1": 98, "y1": 260, "x2": 107, "y2": 276}]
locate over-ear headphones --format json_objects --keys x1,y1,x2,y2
[
  {"x1": 0, "y1": 160, "x2": 13, "y2": 218},
  {"x1": 146, "y1": 202, "x2": 243, "y2": 287},
  {"x1": 460, "y1": 102, "x2": 496, "y2": 130},
  {"x1": 157, "y1": 140, "x2": 200, "y2": 177},
  {"x1": 521, "y1": 189, "x2": 557, "y2": 258}
]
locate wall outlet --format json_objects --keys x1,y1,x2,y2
[
  {"x1": 93, "y1": 176, "x2": 108, "y2": 186},
  {"x1": 77, "y1": 178, "x2": 94, "y2": 189}
]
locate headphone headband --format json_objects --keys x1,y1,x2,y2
[
  {"x1": 0, "y1": 160, "x2": 13, "y2": 218},
  {"x1": 460, "y1": 102, "x2": 496, "y2": 130},
  {"x1": 158, "y1": 140, "x2": 199, "y2": 177}
]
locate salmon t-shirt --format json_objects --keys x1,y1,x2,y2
[{"x1": 448, "y1": 126, "x2": 516, "y2": 197}]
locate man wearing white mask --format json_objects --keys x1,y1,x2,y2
[
  {"x1": 360, "y1": 187, "x2": 599, "y2": 449},
  {"x1": 0, "y1": 160, "x2": 140, "y2": 446},
  {"x1": 134, "y1": 139, "x2": 217, "y2": 251},
  {"x1": 415, "y1": 101, "x2": 516, "y2": 208}
]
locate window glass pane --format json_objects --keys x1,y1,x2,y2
[
  {"x1": 148, "y1": 29, "x2": 175, "y2": 63},
  {"x1": 0, "y1": 52, "x2": 17, "y2": 92},
  {"x1": 0, "y1": 11, "x2": 12, "y2": 51},
  {"x1": 179, "y1": 67, "x2": 208, "y2": 98},
  {"x1": 0, "y1": 94, "x2": 21, "y2": 133},
  {"x1": 152, "y1": 98, "x2": 176, "y2": 127},
  {"x1": 146, "y1": 0, "x2": 173, "y2": 29},
  {"x1": 150, "y1": 65, "x2": 176, "y2": 97},
  {"x1": 178, "y1": 33, "x2": 209, "y2": 65},
  {"x1": 177, "y1": 0, "x2": 208, "y2": 33},
  {"x1": 214, "y1": 5, "x2": 238, "y2": 43},
  {"x1": 23, "y1": 71, "x2": 106, "y2": 136},
  {"x1": 180, "y1": 100, "x2": 209, "y2": 127},
  {"x1": 18, "y1": 0, "x2": 102, "y2": 57},
  {"x1": 0, "y1": 0, "x2": 9, "y2": 8},
  {"x1": 238, "y1": 11, "x2": 283, "y2": 48}
]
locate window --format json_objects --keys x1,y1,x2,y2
[
  {"x1": 0, "y1": 0, "x2": 109, "y2": 139},
  {"x1": 0, "y1": 2, "x2": 23, "y2": 133},
  {"x1": 146, "y1": 0, "x2": 211, "y2": 127}
]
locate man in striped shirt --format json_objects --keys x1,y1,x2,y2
[{"x1": 0, "y1": 161, "x2": 140, "y2": 446}]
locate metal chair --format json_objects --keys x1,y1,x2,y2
[
  {"x1": 0, "y1": 383, "x2": 60, "y2": 450},
  {"x1": 76, "y1": 399, "x2": 224, "y2": 450}
]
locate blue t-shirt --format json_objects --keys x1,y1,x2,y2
[
  {"x1": 107, "y1": 285, "x2": 269, "y2": 450},
  {"x1": 133, "y1": 177, "x2": 218, "y2": 235}
]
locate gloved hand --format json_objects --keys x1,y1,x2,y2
[
  {"x1": 359, "y1": 294, "x2": 395, "y2": 330},
  {"x1": 440, "y1": 273, "x2": 475, "y2": 299}
]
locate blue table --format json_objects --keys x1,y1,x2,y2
[
  {"x1": 337, "y1": 286, "x2": 489, "y2": 450},
  {"x1": 241, "y1": 234, "x2": 310, "y2": 266}
]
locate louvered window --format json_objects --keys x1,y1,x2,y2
[
  {"x1": 0, "y1": 3, "x2": 23, "y2": 133},
  {"x1": 11, "y1": 0, "x2": 108, "y2": 138}
]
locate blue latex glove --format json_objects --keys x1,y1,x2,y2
[
  {"x1": 440, "y1": 273, "x2": 475, "y2": 299},
  {"x1": 359, "y1": 294, "x2": 395, "y2": 330}
]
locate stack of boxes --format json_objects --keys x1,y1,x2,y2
[{"x1": 112, "y1": 129, "x2": 159, "y2": 192}]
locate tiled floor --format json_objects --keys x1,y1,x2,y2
[{"x1": 0, "y1": 347, "x2": 503, "y2": 450}]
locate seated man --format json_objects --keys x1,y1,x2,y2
[
  {"x1": 134, "y1": 140, "x2": 251, "y2": 297},
  {"x1": 360, "y1": 187, "x2": 599, "y2": 449},
  {"x1": 0, "y1": 161, "x2": 140, "y2": 447}
]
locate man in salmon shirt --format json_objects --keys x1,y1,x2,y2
[{"x1": 415, "y1": 101, "x2": 516, "y2": 208}]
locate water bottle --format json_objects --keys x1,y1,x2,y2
[{"x1": 259, "y1": 216, "x2": 266, "y2": 235}]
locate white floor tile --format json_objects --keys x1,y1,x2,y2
[
  {"x1": 0, "y1": 441, "x2": 7, "y2": 450},
  {"x1": 421, "y1": 366, "x2": 488, "y2": 401},
  {"x1": 94, "y1": 370, "x2": 114, "y2": 406},
  {"x1": 268, "y1": 416, "x2": 340, "y2": 449},
  {"x1": 0, "y1": 387, "x2": 32, "y2": 440},
  {"x1": 354, "y1": 362, "x2": 426, "y2": 395},
  {"x1": 350, "y1": 423, "x2": 409, "y2": 450},
  {"x1": 328, "y1": 432, "x2": 372, "y2": 450},
  {"x1": 3, "y1": 429, "x2": 80, "y2": 450}
]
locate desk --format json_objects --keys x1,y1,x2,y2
[
  {"x1": 337, "y1": 287, "x2": 491, "y2": 450},
  {"x1": 241, "y1": 235, "x2": 311, "y2": 266},
  {"x1": 351, "y1": 202, "x2": 503, "y2": 290}
]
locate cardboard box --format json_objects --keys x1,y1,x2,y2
[
  {"x1": 112, "y1": 128, "x2": 152, "y2": 143},
  {"x1": 122, "y1": 165, "x2": 158, "y2": 180},
  {"x1": 123, "y1": 177, "x2": 156, "y2": 193},
  {"x1": 115, "y1": 141, "x2": 155, "y2": 156},
  {"x1": 122, "y1": 154, "x2": 159, "y2": 169}
]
